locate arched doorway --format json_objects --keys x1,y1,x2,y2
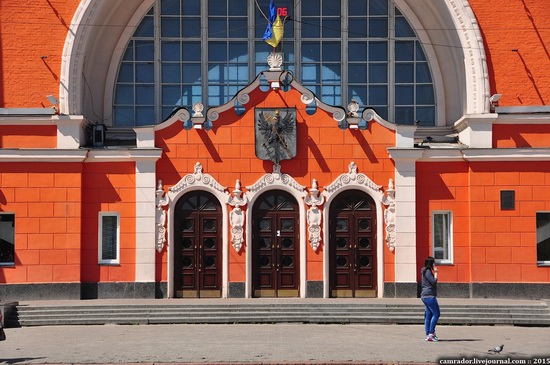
[
  {"x1": 173, "y1": 190, "x2": 222, "y2": 298},
  {"x1": 252, "y1": 190, "x2": 300, "y2": 298},
  {"x1": 329, "y1": 190, "x2": 377, "y2": 298}
]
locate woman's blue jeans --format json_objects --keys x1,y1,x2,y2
[{"x1": 421, "y1": 296, "x2": 440, "y2": 335}]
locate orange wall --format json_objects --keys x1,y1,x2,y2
[
  {"x1": 417, "y1": 160, "x2": 550, "y2": 284},
  {"x1": 416, "y1": 162, "x2": 471, "y2": 283},
  {"x1": 156, "y1": 87, "x2": 396, "y2": 283},
  {"x1": 493, "y1": 124, "x2": 550, "y2": 148},
  {"x1": 0, "y1": 162, "x2": 82, "y2": 284},
  {"x1": 0, "y1": 0, "x2": 80, "y2": 108},
  {"x1": 0, "y1": 125, "x2": 57, "y2": 148},
  {"x1": 469, "y1": 0, "x2": 550, "y2": 106},
  {"x1": 81, "y1": 163, "x2": 136, "y2": 283},
  {"x1": 469, "y1": 161, "x2": 550, "y2": 283}
]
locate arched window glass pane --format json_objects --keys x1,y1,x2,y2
[
  {"x1": 113, "y1": 0, "x2": 436, "y2": 127},
  {"x1": 135, "y1": 16, "x2": 154, "y2": 37}
]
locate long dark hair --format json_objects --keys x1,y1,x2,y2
[{"x1": 424, "y1": 256, "x2": 436, "y2": 270}]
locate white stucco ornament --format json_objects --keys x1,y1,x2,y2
[
  {"x1": 169, "y1": 162, "x2": 227, "y2": 195},
  {"x1": 192, "y1": 102, "x2": 204, "y2": 117},
  {"x1": 324, "y1": 162, "x2": 383, "y2": 194},
  {"x1": 246, "y1": 163, "x2": 306, "y2": 195},
  {"x1": 267, "y1": 52, "x2": 283, "y2": 71},
  {"x1": 382, "y1": 178, "x2": 396, "y2": 252},
  {"x1": 155, "y1": 180, "x2": 169, "y2": 252},
  {"x1": 228, "y1": 179, "x2": 247, "y2": 253},
  {"x1": 305, "y1": 179, "x2": 324, "y2": 252}
]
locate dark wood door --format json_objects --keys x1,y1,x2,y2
[
  {"x1": 252, "y1": 191, "x2": 299, "y2": 297},
  {"x1": 174, "y1": 191, "x2": 222, "y2": 298},
  {"x1": 329, "y1": 190, "x2": 376, "y2": 298}
]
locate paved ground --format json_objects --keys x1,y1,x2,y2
[{"x1": 1, "y1": 323, "x2": 550, "y2": 364}]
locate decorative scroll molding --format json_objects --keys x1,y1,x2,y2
[
  {"x1": 362, "y1": 108, "x2": 397, "y2": 131},
  {"x1": 155, "y1": 180, "x2": 169, "y2": 252},
  {"x1": 206, "y1": 75, "x2": 262, "y2": 123},
  {"x1": 323, "y1": 162, "x2": 389, "y2": 254},
  {"x1": 228, "y1": 179, "x2": 247, "y2": 253},
  {"x1": 169, "y1": 162, "x2": 227, "y2": 195},
  {"x1": 381, "y1": 178, "x2": 396, "y2": 252},
  {"x1": 304, "y1": 179, "x2": 324, "y2": 252},
  {"x1": 324, "y1": 161, "x2": 383, "y2": 194},
  {"x1": 245, "y1": 164, "x2": 306, "y2": 195},
  {"x1": 287, "y1": 76, "x2": 346, "y2": 121}
]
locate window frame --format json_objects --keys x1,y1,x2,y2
[
  {"x1": 0, "y1": 212, "x2": 15, "y2": 267},
  {"x1": 431, "y1": 210, "x2": 453, "y2": 265},
  {"x1": 536, "y1": 212, "x2": 550, "y2": 266},
  {"x1": 98, "y1": 212, "x2": 120, "y2": 265},
  {"x1": 112, "y1": 0, "x2": 437, "y2": 127}
]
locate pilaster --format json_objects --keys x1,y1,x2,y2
[
  {"x1": 387, "y1": 149, "x2": 424, "y2": 286},
  {"x1": 135, "y1": 160, "x2": 157, "y2": 283}
]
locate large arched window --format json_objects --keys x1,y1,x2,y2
[{"x1": 113, "y1": 0, "x2": 435, "y2": 127}]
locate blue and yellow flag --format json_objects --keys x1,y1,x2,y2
[{"x1": 262, "y1": 0, "x2": 284, "y2": 48}]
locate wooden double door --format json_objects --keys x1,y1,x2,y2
[
  {"x1": 329, "y1": 190, "x2": 377, "y2": 298},
  {"x1": 252, "y1": 191, "x2": 299, "y2": 297},
  {"x1": 174, "y1": 191, "x2": 222, "y2": 298}
]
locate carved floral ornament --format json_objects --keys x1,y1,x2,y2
[
  {"x1": 323, "y1": 162, "x2": 397, "y2": 251},
  {"x1": 155, "y1": 161, "x2": 396, "y2": 253},
  {"x1": 228, "y1": 179, "x2": 247, "y2": 253},
  {"x1": 304, "y1": 179, "x2": 324, "y2": 252},
  {"x1": 155, "y1": 180, "x2": 169, "y2": 253}
]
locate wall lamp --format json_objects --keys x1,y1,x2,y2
[
  {"x1": 46, "y1": 95, "x2": 60, "y2": 114},
  {"x1": 489, "y1": 94, "x2": 502, "y2": 110}
]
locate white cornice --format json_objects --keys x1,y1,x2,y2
[
  {"x1": 0, "y1": 116, "x2": 56, "y2": 125},
  {"x1": 0, "y1": 114, "x2": 85, "y2": 125},
  {"x1": 0, "y1": 149, "x2": 88, "y2": 162},
  {"x1": 387, "y1": 148, "x2": 426, "y2": 162},
  {"x1": 0, "y1": 148, "x2": 162, "y2": 163},
  {"x1": 453, "y1": 113, "x2": 498, "y2": 133},
  {"x1": 494, "y1": 113, "x2": 550, "y2": 124},
  {"x1": 86, "y1": 148, "x2": 162, "y2": 162},
  {"x1": 389, "y1": 147, "x2": 550, "y2": 162},
  {"x1": 461, "y1": 148, "x2": 550, "y2": 162}
]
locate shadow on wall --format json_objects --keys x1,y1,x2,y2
[
  {"x1": 520, "y1": 0, "x2": 550, "y2": 61},
  {"x1": 0, "y1": 10, "x2": 4, "y2": 107}
]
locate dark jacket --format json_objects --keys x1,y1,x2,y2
[{"x1": 420, "y1": 267, "x2": 437, "y2": 298}]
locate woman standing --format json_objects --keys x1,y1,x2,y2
[{"x1": 421, "y1": 256, "x2": 440, "y2": 341}]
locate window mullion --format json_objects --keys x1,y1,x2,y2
[
  {"x1": 202, "y1": 0, "x2": 209, "y2": 109},
  {"x1": 154, "y1": 2, "x2": 162, "y2": 124},
  {"x1": 248, "y1": 0, "x2": 256, "y2": 83},
  {"x1": 341, "y1": 0, "x2": 348, "y2": 106},
  {"x1": 388, "y1": 3, "x2": 396, "y2": 123},
  {"x1": 294, "y1": 0, "x2": 302, "y2": 84}
]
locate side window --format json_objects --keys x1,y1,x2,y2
[
  {"x1": 432, "y1": 211, "x2": 452, "y2": 264},
  {"x1": 0, "y1": 213, "x2": 15, "y2": 266},
  {"x1": 99, "y1": 212, "x2": 120, "y2": 265},
  {"x1": 536, "y1": 212, "x2": 550, "y2": 265}
]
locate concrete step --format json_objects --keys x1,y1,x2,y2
[
  {"x1": 12, "y1": 309, "x2": 550, "y2": 319},
  {"x1": 12, "y1": 304, "x2": 550, "y2": 313},
  {"x1": 6, "y1": 302, "x2": 550, "y2": 327}
]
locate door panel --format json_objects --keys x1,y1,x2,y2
[
  {"x1": 329, "y1": 190, "x2": 377, "y2": 298},
  {"x1": 252, "y1": 191, "x2": 299, "y2": 298},
  {"x1": 174, "y1": 192, "x2": 222, "y2": 298}
]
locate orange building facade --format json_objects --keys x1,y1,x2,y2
[{"x1": 1, "y1": 0, "x2": 550, "y2": 300}]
